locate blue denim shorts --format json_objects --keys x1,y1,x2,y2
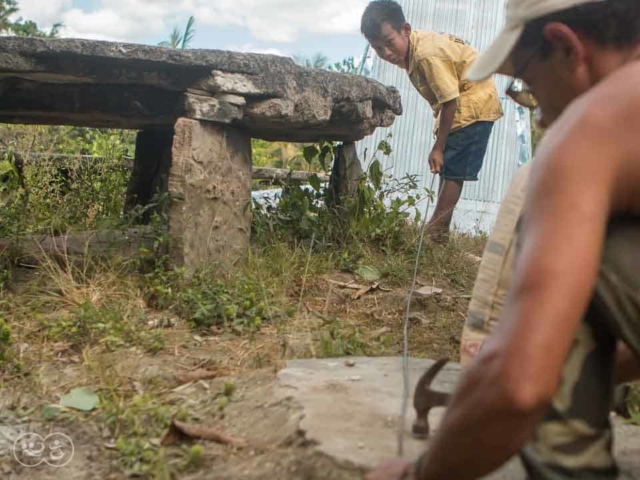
[{"x1": 443, "y1": 121, "x2": 494, "y2": 182}]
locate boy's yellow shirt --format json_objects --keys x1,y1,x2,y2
[{"x1": 407, "y1": 30, "x2": 504, "y2": 134}]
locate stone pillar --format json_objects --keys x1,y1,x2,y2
[
  {"x1": 125, "y1": 128, "x2": 174, "y2": 223},
  {"x1": 168, "y1": 118, "x2": 252, "y2": 274},
  {"x1": 327, "y1": 142, "x2": 363, "y2": 207}
]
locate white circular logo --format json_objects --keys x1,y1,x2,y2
[{"x1": 13, "y1": 432, "x2": 74, "y2": 468}]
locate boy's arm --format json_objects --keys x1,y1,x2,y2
[
  {"x1": 429, "y1": 99, "x2": 457, "y2": 174},
  {"x1": 419, "y1": 56, "x2": 459, "y2": 174},
  {"x1": 411, "y1": 98, "x2": 622, "y2": 479}
]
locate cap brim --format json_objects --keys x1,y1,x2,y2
[{"x1": 467, "y1": 25, "x2": 524, "y2": 82}]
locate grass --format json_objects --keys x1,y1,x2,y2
[{"x1": 0, "y1": 228, "x2": 487, "y2": 478}]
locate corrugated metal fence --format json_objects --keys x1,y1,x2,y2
[{"x1": 356, "y1": 0, "x2": 532, "y2": 234}]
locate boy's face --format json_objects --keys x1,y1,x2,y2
[{"x1": 368, "y1": 22, "x2": 412, "y2": 69}]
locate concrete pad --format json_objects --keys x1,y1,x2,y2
[{"x1": 276, "y1": 357, "x2": 640, "y2": 479}]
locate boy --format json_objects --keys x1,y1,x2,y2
[
  {"x1": 366, "y1": 0, "x2": 640, "y2": 478},
  {"x1": 361, "y1": 0, "x2": 504, "y2": 242}
]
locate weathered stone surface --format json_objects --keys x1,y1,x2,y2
[
  {"x1": 0, "y1": 37, "x2": 402, "y2": 142},
  {"x1": 327, "y1": 142, "x2": 364, "y2": 207},
  {"x1": 182, "y1": 94, "x2": 244, "y2": 124},
  {"x1": 276, "y1": 357, "x2": 640, "y2": 479},
  {"x1": 168, "y1": 118, "x2": 251, "y2": 273}
]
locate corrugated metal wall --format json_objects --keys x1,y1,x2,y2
[{"x1": 356, "y1": 0, "x2": 532, "y2": 234}]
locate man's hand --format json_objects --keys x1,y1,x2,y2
[
  {"x1": 365, "y1": 459, "x2": 416, "y2": 480},
  {"x1": 429, "y1": 148, "x2": 445, "y2": 174}
]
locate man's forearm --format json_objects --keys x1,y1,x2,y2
[
  {"x1": 416, "y1": 347, "x2": 547, "y2": 480},
  {"x1": 433, "y1": 99, "x2": 458, "y2": 152}
]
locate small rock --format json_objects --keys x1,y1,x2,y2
[
  {"x1": 147, "y1": 318, "x2": 175, "y2": 329},
  {"x1": 415, "y1": 286, "x2": 443, "y2": 298},
  {"x1": 465, "y1": 253, "x2": 483, "y2": 263},
  {"x1": 344, "y1": 360, "x2": 356, "y2": 368},
  {"x1": 358, "y1": 443, "x2": 365, "y2": 450},
  {"x1": 347, "y1": 376, "x2": 362, "y2": 382}
]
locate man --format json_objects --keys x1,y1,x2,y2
[
  {"x1": 366, "y1": 0, "x2": 640, "y2": 478},
  {"x1": 361, "y1": 1, "x2": 503, "y2": 243}
]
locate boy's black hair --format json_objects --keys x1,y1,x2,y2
[
  {"x1": 519, "y1": 0, "x2": 640, "y2": 58},
  {"x1": 361, "y1": 0, "x2": 407, "y2": 40}
]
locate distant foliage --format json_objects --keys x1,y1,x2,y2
[
  {"x1": 252, "y1": 136, "x2": 433, "y2": 253},
  {"x1": 0, "y1": 126, "x2": 135, "y2": 236}
]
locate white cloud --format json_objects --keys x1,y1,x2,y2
[
  {"x1": 11, "y1": 0, "x2": 72, "y2": 27},
  {"x1": 192, "y1": 0, "x2": 368, "y2": 42},
  {"x1": 11, "y1": 0, "x2": 369, "y2": 44},
  {"x1": 225, "y1": 43, "x2": 290, "y2": 58},
  {"x1": 61, "y1": 7, "x2": 167, "y2": 41}
]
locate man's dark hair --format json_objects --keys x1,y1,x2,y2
[
  {"x1": 361, "y1": 0, "x2": 407, "y2": 40},
  {"x1": 519, "y1": 0, "x2": 640, "y2": 57}
]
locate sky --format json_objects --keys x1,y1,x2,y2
[{"x1": 12, "y1": 0, "x2": 371, "y2": 64}]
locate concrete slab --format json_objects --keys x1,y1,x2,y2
[{"x1": 276, "y1": 357, "x2": 640, "y2": 479}]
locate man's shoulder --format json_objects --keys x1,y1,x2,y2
[
  {"x1": 570, "y1": 61, "x2": 640, "y2": 136},
  {"x1": 602, "y1": 61, "x2": 640, "y2": 114}
]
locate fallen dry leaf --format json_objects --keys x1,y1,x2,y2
[
  {"x1": 353, "y1": 283, "x2": 392, "y2": 300},
  {"x1": 326, "y1": 279, "x2": 367, "y2": 290},
  {"x1": 409, "y1": 312, "x2": 429, "y2": 325},
  {"x1": 353, "y1": 284, "x2": 376, "y2": 300},
  {"x1": 372, "y1": 327, "x2": 392, "y2": 339},
  {"x1": 161, "y1": 420, "x2": 248, "y2": 448},
  {"x1": 177, "y1": 369, "x2": 218, "y2": 385}
]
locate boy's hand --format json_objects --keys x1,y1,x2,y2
[
  {"x1": 429, "y1": 148, "x2": 444, "y2": 174},
  {"x1": 365, "y1": 459, "x2": 417, "y2": 480}
]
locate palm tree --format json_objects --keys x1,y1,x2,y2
[
  {"x1": 159, "y1": 16, "x2": 196, "y2": 50},
  {"x1": 293, "y1": 52, "x2": 329, "y2": 69}
]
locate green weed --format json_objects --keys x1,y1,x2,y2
[
  {"x1": 41, "y1": 301, "x2": 164, "y2": 354},
  {"x1": 0, "y1": 318, "x2": 12, "y2": 366}
]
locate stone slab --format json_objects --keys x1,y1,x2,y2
[
  {"x1": 276, "y1": 357, "x2": 640, "y2": 479},
  {"x1": 0, "y1": 37, "x2": 401, "y2": 141}
]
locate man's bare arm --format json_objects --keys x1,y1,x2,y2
[{"x1": 416, "y1": 96, "x2": 622, "y2": 479}]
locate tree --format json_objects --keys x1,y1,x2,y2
[
  {"x1": 159, "y1": 16, "x2": 196, "y2": 50},
  {"x1": 0, "y1": 0, "x2": 17, "y2": 34},
  {"x1": 0, "y1": 0, "x2": 61, "y2": 38},
  {"x1": 293, "y1": 52, "x2": 329, "y2": 69},
  {"x1": 11, "y1": 19, "x2": 61, "y2": 38}
]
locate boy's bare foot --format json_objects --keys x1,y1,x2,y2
[{"x1": 426, "y1": 228, "x2": 449, "y2": 245}]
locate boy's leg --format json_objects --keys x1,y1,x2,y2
[
  {"x1": 427, "y1": 121, "x2": 494, "y2": 242},
  {"x1": 428, "y1": 178, "x2": 464, "y2": 243},
  {"x1": 520, "y1": 218, "x2": 640, "y2": 479}
]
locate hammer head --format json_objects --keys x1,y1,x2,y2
[{"x1": 412, "y1": 358, "x2": 451, "y2": 439}]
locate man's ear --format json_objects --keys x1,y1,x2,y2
[
  {"x1": 402, "y1": 23, "x2": 412, "y2": 38},
  {"x1": 543, "y1": 22, "x2": 586, "y2": 69}
]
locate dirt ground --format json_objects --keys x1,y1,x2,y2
[{"x1": 0, "y1": 239, "x2": 484, "y2": 479}]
